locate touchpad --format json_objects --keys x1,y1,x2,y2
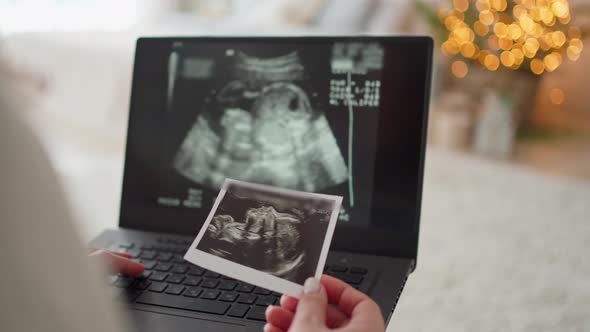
[{"x1": 130, "y1": 309, "x2": 248, "y2": 332}]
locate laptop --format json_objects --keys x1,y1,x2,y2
[{"x1": 90, "y1": 36, "x2": 433, "y2": 331}]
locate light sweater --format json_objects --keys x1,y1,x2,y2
[{"x1": 0, "y1": 79, "x2": 128, "y2": 332}]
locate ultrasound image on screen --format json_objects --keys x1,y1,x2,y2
[
  {"x1": 173, "y1": 51, "x2": 348, "y2": 192},
  {"x1": 157, "y1": 41, "x2": 385, "y2": 225}
]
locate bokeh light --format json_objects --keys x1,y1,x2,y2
[
  {"x1": 549, "y1": 87, "x2": 565, "y2": 105},
  {"x1": 439, "y1": 0, "x2": 583, "y2": 76},
  {"x1": 452, "y1": 60, "x2": 469, "y2": 78},
  {"x1": 530, "y1": 58, "x2": 545, "y2": 74}
]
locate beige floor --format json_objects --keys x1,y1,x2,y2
[{"x1": 512, "y1": 136, "x2": 590, "y2": 181}]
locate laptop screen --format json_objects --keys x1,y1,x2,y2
[{"x1": 122, "y1": 37, "x2": 431, "y2": 256}]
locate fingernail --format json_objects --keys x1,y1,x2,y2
[{"x1": 303, "y1": 277, "x2": 320, "y2": 294}]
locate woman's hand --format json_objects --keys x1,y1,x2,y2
[
  {"x1": 264, "y1": 275, "x2": 385, "y2": 332},
  {"x1": 89, "y1": 250, "x2": 144, "y2": 276}
]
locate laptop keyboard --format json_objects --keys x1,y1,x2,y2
[{"x1": 107, "y1": 237, "x2": 369, "y2": 322}]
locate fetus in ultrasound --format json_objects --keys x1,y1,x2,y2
[
  {"x1": 203, "y1": 205, "x2": 305, "y2": 281},
  {"x1": 173, "y1": 51, "x2": 348, "y2": 192}
]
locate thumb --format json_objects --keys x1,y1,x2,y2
[{"x1": 291, "y1": 278, "x2": 328, "y2": 330}]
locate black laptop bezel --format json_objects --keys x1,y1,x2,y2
[{"x1": 118, "y1": 36, "x2": 432, "y2": 263}]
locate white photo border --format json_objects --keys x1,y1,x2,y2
[{"x1": 184, "y1": 178, "x2": 343, "y2": 297}]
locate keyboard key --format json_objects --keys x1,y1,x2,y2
[
  {"x1": 171, "y1": 247, "x2": 187, "y2": 254},
  {"x1": 246, "y1": 306, "x2": 267, "y2": 321},
  {"x1": 160, "y1": 244, "x2": 176, "y2": 252},
  {"x1": 172, "y1": 238, "x2": 185, "y2": 245},
  {"x1": 140, "y1": 251, "x2": 157, "y2": 260},
  {"x1": 140, "y1": 244, "x2": 153, "y2": 250},
  {"x1": 172, "y1": 254, "x2": 185, "y2": 263},
  {"x1": 237, "y1": 294, "x2": 257, "y2": 305},
  {"x1": 136, "y1": 292, "x2": 229, "y2": 315},
  {"x1": 118, "y1": 241, "x2": 134, "y2": 249},
  {"x1": 254, "y1": 287, "x2": 272, "y2": 295},
  {"x1": 149, "y1": 272, "x2": 168, "y2": 282},
  {"x1": 165, "y1": 284, "x2": 185, "y2": 295},
  {"x1": 139, "y1": 270, "x2": 152, "y2": 279},
  {"x1": 155, "y1": 263, "x2": 172, "y2": 272},
  {"x1": 172, "y1": 263, "x2": 188, "y2": 274},
  {"x1": 132, "y1": 279, "x2": 152, "y2": 290},
  {"x1": 183, "y1": 287, "x2": 202, "y2": 298},
  {"x1": 327, "y1": 271, "x2": 345, "y2": 279},
  {"x1": 256, "y1": 295, "x2": 275, "y2": 306},
  {"x1": 188, "y1": 266, "x2": 205, "y2": 276},
  {"x1": 219, "y1": 292, "x2": 238, "y2": 302},
  {"x1": 119, "y1": 289, "x2": 142, "y2": 302},
  {"x1": 273, "y1": 295, "x2": 281, "y2": 303},
  {"x1": 167, "y1": 274, "x2": 185, "y2": 284},
  {"x1": 113, "y1": 277, "x2": 134, "y2": 288},
  {"x1": 204, "y1": 271, "x2": 221, "y2": 278},
  {"x1": 184, "y1": 277, "x2": 202, "y2": 286},
  {"x1": 157, "y1": 253, "x2": 173, "y2": 262},
  {"x1": 149, "y1": 282, "x2": 168, "y2": 293},
  {"x1": 331, "y1": 265, "x2": 347, "y2": 272},
  {"x1": 342, "y1": 275, "x2": 363, "y2": 285},
  {"x1": 127, "y1": 249, "x2": 141, "y2": 259},
  {"x1": 227, "y1": 304, "x2": 249, "y2": 318},
  {"x1": 236, "y1": 283, "x2": 255, "y2": 293},
  {"x1": 170, "y1": 246, "x2": 184, "y2": 254},
  {"x1": 201, "y1": 290, "x2": 220, "y2": 300},
  {"x1": 350, "y1": 267, "x2": 368, "y2": 275},
  {"x1": 201, "y1": 279, "x2": 219, "y2": 289},
  {"x1": 171, "y1": 265, "x2": 188, "y2": 274},
  {"x1": 219, "y1": 280, "x2": 238, "y2": 291},
  {"x1": 141, "y1": 260, "x2": 157, "y2": 270},
  {"x1": 153, "y1": 244, "x2": 167, "y2": 252}
]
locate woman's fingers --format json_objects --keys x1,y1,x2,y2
[
  {"x1": 325, "y1": 306, "x2": 350, "y2": 328},
  {"x1": 109, "y1": 251, "x2": 133, "y2": 259},
  {"x1": 262, "y1": 323, "x2": 284, "y2": 332},
  {"x1": 320, "y1": 275, "x2": 385, "y2": 330},
  {"x1": 320, "y1": 274, "x2": 373, "y2": 316},
  {"x1": 265, "y1": 305, "x2": 294, "y2": 331},
  {"x1": 279, "y1": 274, "x2": 380, "y2": 329},
  {"x1": 279, "y1": 294, "x2": 298, "y2": 311},
  {"x1": 282, "y1": 274, "x2": 372, "y2": 315},
  {"x1": 88, "y1": 249, "x2": 132, "y2": 259},
  {"x1": 289, "y1": 278, "x2": 329, "y2": 330},
  {"x1": 279, "y1": 293, "x2": 350, "y2": 328},
  {"x1": 89, "y1": 250, "x2": 144, "y2": 276},
  {"x1": 344, "y1": 297, "x2": 385, "y2": 331},
  {"x1": 281, "y1": 275, "x2": 368, "y2": 315}
]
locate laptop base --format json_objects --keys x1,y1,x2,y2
[{"x1": 91, "y1": 228, "x2": 412, "y2": 331}]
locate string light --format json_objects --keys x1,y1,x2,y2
[
  {"x1": 530, "y1": 58, "x2": 545, "y2": 74},
  {"x1": 452, "y1": 60, "x2": 469, "y2": 77},
  {"x1": 549, "y1": 87, "x2": 565, "y2": 105},
  {"x1": 440, "y1": 0, "x2": 583, "y2": 76}
]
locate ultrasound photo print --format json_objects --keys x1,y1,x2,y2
[{"x1": 185, "y1": 179, "x2": 342, "y2": 296}]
